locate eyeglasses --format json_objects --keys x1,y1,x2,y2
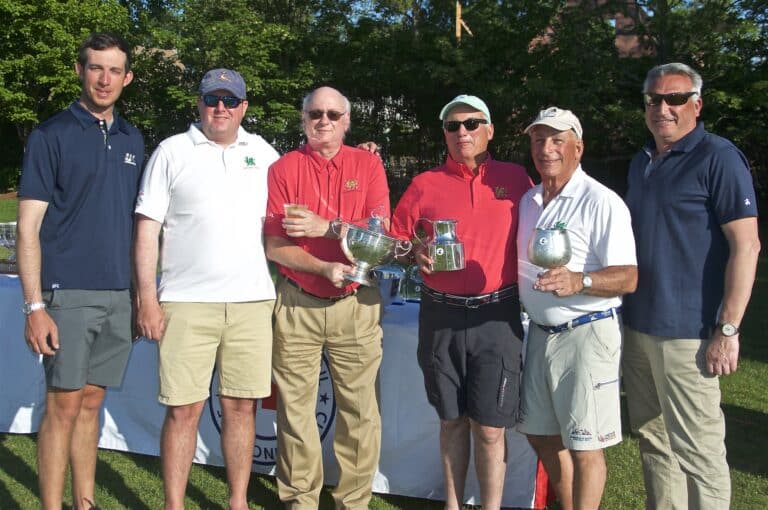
[
  {"x1": 201, "y1": 95, "x2": 243, "y2": 108},
  {"x1": 443, "y1": 118, "x2": 488, "y2": 132},
  {"x1": 643, "y1": 91, "x2": 698, "y2": 107},
  {"x1": 305, "y1": 109, "x2": 346, "y2": 121}
]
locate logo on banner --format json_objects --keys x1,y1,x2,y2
[{"x1": 208, "y1": 354, "x2": 336, "y2": 467}]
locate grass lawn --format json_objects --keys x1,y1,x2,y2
[{"x1": 1, "y1": 197, "x2": 767, "y2": 509}]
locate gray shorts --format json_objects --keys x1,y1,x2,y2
[{"x1": 42, "y1": 289, "x2": 132, "y2": 389}]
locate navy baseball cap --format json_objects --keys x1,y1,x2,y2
[{"x1": 199, "y1": 68, "x2": 247, "y2": 99}]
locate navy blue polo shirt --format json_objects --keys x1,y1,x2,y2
[
  {"x1": 624, "y1": 122, "x2": 757, "y2": 339},
  {"x1": 18, "y1": 101, "x2": 144, "y2": 290}
]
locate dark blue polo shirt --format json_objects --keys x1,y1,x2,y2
[
  {"x1": 624, "y1": 122, "x2": 757, "y2": 339},
  {"x1": 18, "y1": 101, "x2": 144, "y2": 290}
]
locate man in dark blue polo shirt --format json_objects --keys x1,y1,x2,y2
[
  {"x1": 16, "y1": 33, "x2": 143, "y2": 510},
  {"x1": 623, "y1": 63, "x2": 760, "y2": 510}
]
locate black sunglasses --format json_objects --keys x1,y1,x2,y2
[
  {"x1": 305, "y1": 109, "x2": 346, "y2": 121},
  {"x1": 202, "y1": 94, "x2": 243, "y2": 109},
  {"x1": 643, "y1": 91, "x2": 698, "y2": 107},
  {"x1": 443, "y1": 118, "x2": 488, "y2": 132}
]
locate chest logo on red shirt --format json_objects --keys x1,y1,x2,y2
[
  {"x1": 344, "y1": 179, "x2": 359, "y2": 191},
  {"x1": 494, "y1": 186, "x2": 508, "y2": 199}
]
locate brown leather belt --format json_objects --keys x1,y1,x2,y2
[
  {"x1": 284, "y1": 277, "x2": 356, "y2": 302},
  {"x1": 421, "y1": 284, "x2": 519, "y2": 309}
]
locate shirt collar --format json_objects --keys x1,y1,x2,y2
[
  {"x1": 531, "y1": 165, "x2": 585, "y2": 205},
  {"x1": 642, "y1": 121, "x2": 706, "y2": 158},
  {"x1": 300, "y1": 143, "x2": 349, "y2": 172},
  {"x1": 444, "y1": 153, "x2": 493, "y2": 178},
  {"x1": 68, "y1": 101, "x2": 130, "y2": 134},
  {"x1": 187, "y1": 123, "x2": 249, "y2": 147}
]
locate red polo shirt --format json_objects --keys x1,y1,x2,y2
[
  {"x1": 265, "y1": 144, "x2": 391, "y2": 297},
  {"x1": 391, "y1": 155, "x2": 532, "y2": 295}
]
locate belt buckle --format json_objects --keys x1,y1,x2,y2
[{"x1": 464, "y1": 296, "x2": 483, "y2": 309}]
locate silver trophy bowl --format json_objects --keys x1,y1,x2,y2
[
  {"x1": 0, "y1": 222, "x2": 17, "y2": 273},
  {"x1": 528, "y1": 227, "x2": 572, "y2": 269},
  {"x1": 340, "y1": 223, "x2": 412, "y2": 286}
]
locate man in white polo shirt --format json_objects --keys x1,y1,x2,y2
[
  {"x1": 516, "y1": 107, "x2": 638, "y2": 510},
  {"x1": 133, "y1": 68, "x2": 279, "y2": 510}
]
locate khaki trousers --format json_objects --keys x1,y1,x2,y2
[
  {"x1": 622, "y1": 326, "x2": 730, "y2": 510},
  {"x1": 272, "y1": 280, "x2": 383, "y2": 510}
]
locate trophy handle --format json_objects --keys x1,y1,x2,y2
[
  {"x1": 413, "y1": 218, "x2": 433, "y2": 247},
  {"x1": 395, "y1": 239, "x2": 412, "y2": 258}
]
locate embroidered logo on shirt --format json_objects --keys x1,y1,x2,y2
[
  {"x1": 494, "y1": 186, "x2": 508, "y2": 199},
  {"x1": 244, "y1": 156, "x2": 256, "y2": 167},
  {"x1": 124, "y1": 153, "x2": 137, "y2": 166},
  {"x1": 745, "y1": 198, "x2": 751, "y2": 206},
  {"x1": 344, "y1": 179, "x2": 359, "y2": 191}
]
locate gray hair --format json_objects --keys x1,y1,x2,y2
[
  {"x1": 643, "y1": 63, "x2": 703, "y2": 94},
  {"x1": 302, "y1": 88, "x2": 351, "y2": 114}
]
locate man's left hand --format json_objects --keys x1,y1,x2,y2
[
  {"x1": 705, "y1": 334, "x2": 739, "y2": 376},
  {"x1": 356, "y1": 141, "x2": 381, "y2": 158},
  {"x1": 283, "y1": 208, "x2": 329, "y2": 238},
  {"x1": 533, "y1": 266, "x2": 581, "y2": 297}
]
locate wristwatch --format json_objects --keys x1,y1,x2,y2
[
  {"x1": 718, "y1": 322, "x2": 739, "y2": 337},
  {"x1": 22, "y1": 302, "x2": 46, "y2": 315},
  {"x1": 580, "y1": 272, "x2": 592, "y2": 294}
]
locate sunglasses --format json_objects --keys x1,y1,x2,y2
[
  {"x1": 305, "y1": 109, "x2": 346, "y2": 121},
  {"x1": 443, "y1": 118, "x2": 488, "y2": 132},
  {"x1": 643, "y1": 91, "x2": 698, "y2": 107},
  {"x1": 201, "y1": 95, "x2": 243, "y2": 108}
]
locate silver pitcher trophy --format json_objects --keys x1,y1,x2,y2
[{"x1": 414, "y1": 218, "x2": 465, "y2": 272}]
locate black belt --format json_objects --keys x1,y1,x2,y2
[
  {"x1": 421, "y1": 284, "x2": 519, "y2": 309},
  {"x1": 535, "y1": 307, "x2": 621, "y2": 334},
  {"x1": 284, "y1": 277, "x2": 356, "y2": 302}
]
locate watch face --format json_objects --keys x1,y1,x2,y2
[
  {"x1": 720, "y1": 323, "x2": 738, "y2": 336},
  {"x1": 582, "y1": 275, "x2": 593, "y2": 288}
]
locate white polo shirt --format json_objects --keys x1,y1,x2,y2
[
  {"x1": 136, "y1": 124, "x2": 279, "y2": 302},
  {"x1": 517, "y1": 166, "x2": 637, "y2": 326}
]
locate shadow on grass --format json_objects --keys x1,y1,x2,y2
[
  {"x1": 95, "y1": 454, "x2": 155, "y2": 510},
  {"x1": 0, "y1": 434, "x2": 37, "y2": 505},
  {"x1": 724, "y1": 403, "x2": 768, "y2": 477}
]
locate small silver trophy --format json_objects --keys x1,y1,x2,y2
[
  {"x1": 528, "y1": 227, "x2": 572, "y2": 269},
  {"x1": 0, "y1": 222, "x2": 17, "y2": 273}
]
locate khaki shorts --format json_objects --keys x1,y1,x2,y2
[
  {"x1": 157, "y1": 300, "x2": 274, "y2": 406},
  {"x1": 517, "y1": 315, "x2": 623, "y2": 450}
]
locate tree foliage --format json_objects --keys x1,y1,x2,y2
[{"x1": 1, "y1": 0, "x2": 766, "y2": 201}]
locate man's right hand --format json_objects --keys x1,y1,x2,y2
[
  {"x1": 414, "y1": 246, "x2": 434, "y2": 275},
  {"x1": 24, "y1": 310, "x2": 59, "y2": 356},
  {"x1": 136, "y1": 300, "x2": 166, "y2": 341},
  {"x1": 323, "y1": 261, "x2": 355, "y2": 288}
]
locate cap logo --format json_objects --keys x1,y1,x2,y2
[
  {"x1": 541, "y1": 108, "x2": 559, "y2": 118},
  {"x1": 219, "y1": 71, "x2": 231, "y2": 81}
]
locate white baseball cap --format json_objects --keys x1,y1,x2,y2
[
  {"x1": 524, "y1": 106, "x2": 583, "y2": 139},
  {"x1": 439, "y1": 94, "x2": 492, "y2": 123}
]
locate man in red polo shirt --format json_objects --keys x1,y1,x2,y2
[
  {"x1": 264, "y1": 86, "x2": 390, "y2": 510},
  {"x1": 391, "y1": 95, "x2": 532, "y2": 510}
]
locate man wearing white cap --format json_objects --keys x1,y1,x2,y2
[
  {"x1": 133, "y1": 68, "x2": 279, "y2": 509},
  {"x1": 392, "y1": 95, "x2": 532, "y2": 509},
  {"x1": 516, "y1": 107, "x2": 637, "y2": 510}
]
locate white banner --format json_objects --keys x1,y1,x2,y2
[{"x1": 0, "y1": 275, "x2": 548, "y2": 508}]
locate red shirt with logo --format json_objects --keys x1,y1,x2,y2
[
  {"x1": 265, "y1": 144, "x2": 391, "y2": 297},
  {"x1": 391, "y1": 155, "x2": 532, "y2": 295}
]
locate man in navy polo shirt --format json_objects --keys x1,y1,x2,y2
[
  {"x1": 17, "y1": 33, "x2": 143, "y2": 510},
  {"x1": 623, "y1": 63, "x2": 760, "y2": 509}
]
